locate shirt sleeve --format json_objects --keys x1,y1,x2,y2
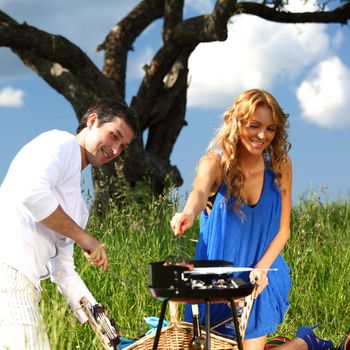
[
  {"x1": 17, "y1": 132, "x2": 79, "y2": 222},
  {"x1": 48, "y1": 238, "x2": 97, "y2": 323}
]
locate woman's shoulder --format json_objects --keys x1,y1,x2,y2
[
  {"x1": 204, "y1": 150, "x2": 222, "y2": 162},
  {"x1": 199, "y1": 152, "x2": 222, "y2": 175},
  {"x1": 266, "y1": 155, "x2": 292, "y2": 195},
  {"x1": 195, "y1": 152, "x2": 223, "y2": 193}
]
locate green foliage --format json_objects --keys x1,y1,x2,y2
[
  {"x1": 281, "y1": 194, "x2": 350, "y2": 343},
  {"x1": 40, "y1": 191, "x2": 350, "y2": 349}
]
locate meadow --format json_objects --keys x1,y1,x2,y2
[{"x1": 40, "y1": 188, "x2": 350, "y2": 349}]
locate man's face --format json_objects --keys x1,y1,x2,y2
[{"x1": 83, "y1": 113, "x2": 134, "y2": 167}]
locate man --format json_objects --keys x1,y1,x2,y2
[{"x1": 0, "y1": 99, "x2": 136, "y2": 349}]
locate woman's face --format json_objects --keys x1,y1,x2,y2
[
  {"x1": 238, "y1": 104, "x2": 277, "y2": 156},
  {"x1": 82, "y1": 113, "x2": 134, "y2": 168}
]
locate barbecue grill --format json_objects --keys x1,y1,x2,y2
[{"x1": 147, "y1": 260, "x2": 255, "y2": 350}]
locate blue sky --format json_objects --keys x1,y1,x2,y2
[{"x1": 1, "y1": 0, "x2": 349, "y2": 206}]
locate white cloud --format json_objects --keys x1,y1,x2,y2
[
  {"x1": 285, "y1": 0, "x2": 319, "y2": 12},
  {"x1": 296, "y1": 57, "x2": 350, "y2": 128},
  {"x1": 187, "y1": 10, "x2": 331, "y2": 108},
  {"x1": 0, "y1": 87, "x2": 25, "y2": 107}
]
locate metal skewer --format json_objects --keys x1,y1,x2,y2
[
  {"x1": 183, "y1": 267, "x2": 278, "y2": 275},
  {"x1": 108, "y1": 268, "x2": 129, "y2": 287}
]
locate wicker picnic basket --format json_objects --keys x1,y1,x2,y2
[{"x1": 123, "y1": 292, "x2": 255, "y2": 350}]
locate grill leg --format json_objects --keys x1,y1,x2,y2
[
  {"x1": 152, "y1": 299, "x2": 168, "y2": 350},
  {"x1": 205, "y1": 300, "x2": 211, "y2": 350},
  {"x1": 229, "y1": 300, "x2": 243, "y2": 350}
]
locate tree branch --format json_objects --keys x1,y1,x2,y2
[
  {"x1": 132, "y1": 0, "x2": 350, "y2": 143},
  {"x1": 130, "y1": 1, "x2": 237, "y2": 124},
  {"x1": 146, "y1": 72, "x2": 188, "y2": 161},
  {"x1": 0, "y1": 10, "x2": 115, "y2": 98},
  {"x1": 173, "y1": 0, "x2": 350, "y2": 45},
  {"x1": 131, "y1": 43, "x2": 183, "y2": 130},
  {"x1": 172, "y1": 0, "x2": 238, "y2": 43},
  {"x1": 238, "y1": 1, "x2": 350, "y2": 24},
  {"x1": 163, "y1": 0, "x2": 184, "y2": 42},
  {"x1": 13, "y1": 49, "x2": 95, "y2": 119},
  {"x1": 98, "y1": 0, "x2": 166, "y2": 98}
]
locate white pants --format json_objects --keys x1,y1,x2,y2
[{"x1": 0, "y1": 264, "x2": 50, "y2": 350}]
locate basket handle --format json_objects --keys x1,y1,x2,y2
[{"x1": 169, "y1": 301, "x2": 179, "y2": 323}]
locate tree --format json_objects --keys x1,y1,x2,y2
[{"x1": 1, "y1": 0, "x2": 349, "y2": 206}]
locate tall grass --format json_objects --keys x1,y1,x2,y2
[
  {"x1": 281, "y1": 193, "x2": 350, "y2": 342},
  {"x1": 40, "y1": 188, "x2": 350, "y2": 349}
]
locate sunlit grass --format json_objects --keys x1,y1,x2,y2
[
  {"x1": 281, "y1": 194, "x2": 350, "y2": 343},
  {"x1": 40, "y1": 188, "x2": 350, "y2": 349}
]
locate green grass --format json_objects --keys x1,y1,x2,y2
[{"x1": 40, "y1": 189, "x2": 350, "y2": 349}]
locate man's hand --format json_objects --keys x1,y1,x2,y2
[
  {"x1": 78, "y1": 236, "x2": 108, "y2": 271},
  {"x1": 40, "y1": 206, "x2": 108, "y2": 271},
  {"x1": 80, "y1": 297, "x2": 120, "y2": 349}
]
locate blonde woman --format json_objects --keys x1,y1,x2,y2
[
  {"x1": 170, "y1": 89, "x2": 333, "y2": 350},
  {"x1": 170, "y1": 89, "x2": 334, "y2": 350}
]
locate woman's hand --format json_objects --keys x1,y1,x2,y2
[
  {"x1": 249, "y1": 269, "x2": 268, "y2": 298},
  {"x1": 78, "y1": 234, "x2": 108, "y2": 271},
  {"x1": 170, "y1": 212, "x2": 195, "y2": 236}
]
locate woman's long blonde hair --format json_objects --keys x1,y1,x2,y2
[{"x1": 207, "y1": 88, "x2": 290, "y2": 208}]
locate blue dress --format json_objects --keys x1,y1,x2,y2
[{"x1": 184, "y1": 164, "x2": 291, "y2": 339}]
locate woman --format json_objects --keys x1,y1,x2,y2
[
  {"x1": 171, "y1": 88, "x2": 291, "y2": 348},
  {"x1": 170, "y1": 89, "x2": 333, "y2": 350}
]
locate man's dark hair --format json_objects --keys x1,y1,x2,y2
[{"x1": 76, "y1": 99, "x2": 137, "y2": 134}]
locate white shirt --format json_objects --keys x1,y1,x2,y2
[{"x1": 0, "y1": 130, "x2": 96, "y2": 322}]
